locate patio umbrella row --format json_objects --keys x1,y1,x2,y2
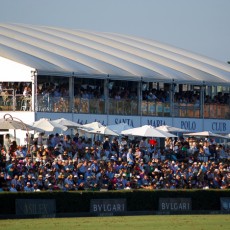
[{"x1": 1, "y1": 115, "x2": 229, "y2": 140}]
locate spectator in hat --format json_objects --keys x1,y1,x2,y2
[
  {"x1": 47, "y1": 183, "x2": 53, "y2": 191},
  {"x1": 33, "y1": 183, "x2": 41, "y2": 192},
  {"x1": 84, "y1": 146, "x2": 91, "y2": 161},
  {"x1": 85, "y1": 167, "x2": 93, "y2": 179},
  {"x1": 24, "y1": 182, "x2": 33, "y2": 192}
]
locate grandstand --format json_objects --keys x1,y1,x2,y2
[{"x1": 0, "y1": 23, "x2": 229, "y2": 135}]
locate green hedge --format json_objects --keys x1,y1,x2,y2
[{"x1": 0, "y1": 190, "x2": 230, "y2": 215}]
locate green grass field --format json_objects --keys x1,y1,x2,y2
[{"x1": 0, "y1": 215, "x2": 229, "y2": 230}]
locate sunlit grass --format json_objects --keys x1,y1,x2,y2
[{"x1": 0, "y1": 215, "x2": 229, "y2": 230}]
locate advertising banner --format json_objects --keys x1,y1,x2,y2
[
  {"x1": 90, "y1": 199, "x2": 127, "y2": 215},
  {"x1": 220, "y1": 198, "x2": 230, "y2": 211},
  {"x1": 16, "y1": 199, "x2": 56, "y2": 217},
  {"x1": 159, "y1": 198, "x2": 192, "y2": 212}
]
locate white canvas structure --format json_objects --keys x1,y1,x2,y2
[
  {"x1": 156, "y1": 125, "x2": 189, "y2": 133},
  {"x1": 0, "y1": 118, "x2": 32, "y2": 130},
  {"x1": 52, "y1": 118, "x2": 83, "y2": 129},
  {"x1": 107, "y1": 123, "x2": 133, "y2": 135},
  {"x1": 0, "y1": 114, "x2": 40, "y2": 146},
  {"x1": 121, "y1": 125, "x2": 177, "y2": 138},
  {"x1": 0, "y1": 56, "x2": 34, "y2": 82},
  {"x1": 31, "y1": 118, "x2": 68, "y2": 133},
  {"x1": 87, "y1": 126, "x2": 119, "y2": 136},
  {"x1": 81, "y1": 121, "x2": 105, "y2": 131},
  {"x1": 0, "y1": 23, "x2": 230, "y2": 85},
  {"x1": 183, "y1": 131, "x2": 228, "y2": 139}
]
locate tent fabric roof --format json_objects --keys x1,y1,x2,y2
[{"x1": 0, "y1": 23, "x2": 230, "y2": 85}]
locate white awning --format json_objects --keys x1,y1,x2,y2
[{"x1": 0, "y1": 23, "x2": 230, "y2": 85}]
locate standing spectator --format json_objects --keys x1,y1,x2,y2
[
  {"x1": 3, "y1": 134, "x2": 11, "y2": 153},
  {"x1": 103, "y1": 137, "x2": 110, "y2": 150},
  {"x1": 73, "y1": 133, "x2": 79, "y2": 143},
  {"x1": 127, "y1": 148, "x2": 134, "y2": 165}
]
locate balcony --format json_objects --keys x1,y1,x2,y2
[{"x1": 1, "y1": 94, "x2": 229, "y2": 120}]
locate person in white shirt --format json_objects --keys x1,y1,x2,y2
[
  {"x1": 126, "y1": 148, "x2": 134, "y2": 164},
  {"x1": 23, "y1": 86, "x2": 30, "y2": 97},
  {"x1": 203, "y1": 141, "x2": 211, "y2": 157}
]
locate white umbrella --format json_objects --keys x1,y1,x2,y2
[
  {"x1": 88, "y1": 126, "x2": 119, "y2": 136},
  {"x1": 31, "y1": 118, "x2": 68, "y2": 133},
  {"x1": 52, "y1": 118, "x2": 83, "y2": 129},
  {"x1": 121, "y1": 125, "x2": 177, "y2": 138},
  {"x1": 0, "y1": 114, "x2": 41, "y2": 149},
  {"x1": 81, "y1": 121, "x2": 104, "y2": 131},
  {"x1": 107, "y1": 123, "x2": 133, "y2": 135},
  {"x1": 0, "y1": 118, "x2": 32, "y2": 130},
  {"x1": 0, "y1": 113, "x2": 38, "y2": 131},
  {"x1": 156, "y1": 125, "x2": 190, "y2": 133},
  {"x1": 184, "y1": 131, "x2": 228, "y2": 139}
]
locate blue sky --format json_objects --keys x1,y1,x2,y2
[{"x1": 0, "y1": 0, "x2": 230, "y2": 62}]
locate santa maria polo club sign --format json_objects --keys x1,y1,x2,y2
[{"x1": 90, "y1": 199, "x2": 127, "y2": 215}]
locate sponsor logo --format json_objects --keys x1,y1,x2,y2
[
  {"x1": 90, "y1": 199, "x2": 126, "y2": 214},
  {"x1": 159, "y1": 198, "x2": 191, "y2": 211}
]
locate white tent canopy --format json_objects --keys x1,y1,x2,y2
[
  {"x1": 81, "y1": 121, "x2": 105, "y2": 131},
  {"x1": 121, "y1": 125, "x2": 177, "y2": 138},
  {"x1": 30, "y1": 118, "x2": 68, "y2": 133},
  {"x1": 107, "y1": 123, "x2": 133, "y2": 135},
  {"x1": 156, "y1": 125, "x2": 190, "y2": 133},
  {"x1": 52, "y1": 118, "x2": 83, "y2": 129},
  {"x1": 0, "y1": 23, "x2": 230, "y2": 85},
  {"x1": 87, "y1": 126, "x2": 119, "y2": 136},
  {"x1": 183, "y1": 131, "x2": 228, "y2": 139}
]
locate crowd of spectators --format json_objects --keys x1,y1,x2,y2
[
  {"x1": 0, "y1": 82, "x2": 32, "y2": 95},
  {"x1": 1, "y1": 81, "x2": 229, "y2": 111},
  {"x1": 174, "y1": 91, "x2": 229, "y2": 105},
  {"x1": 0, "y1": 82, "x2": 32, "y2": 110},
  {"x1": 32, "y1": 79, "x2": 230, "y2": 104},
  {"x1": 37, "y1": 81, "x2": 229, "y2": 105},
  {"x1": 0, "y1": 132, "x2": 229, "y2": 192}
]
